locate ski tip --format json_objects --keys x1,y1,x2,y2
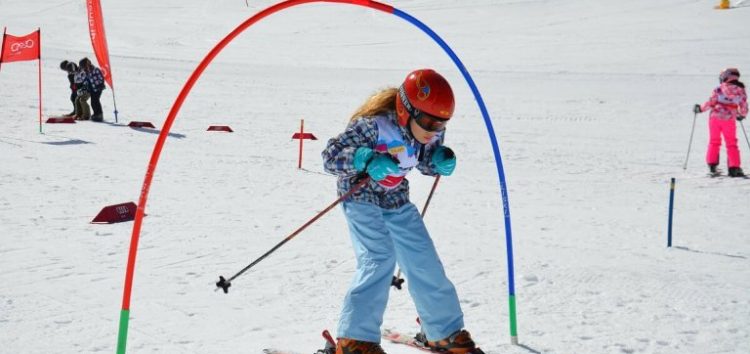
[{"x1": 322, "y1": 329, "x2": 336, "y2": 347}]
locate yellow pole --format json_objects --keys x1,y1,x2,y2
[{"x1": 719, "y1": 0, "x2": 731, "y2": 9}]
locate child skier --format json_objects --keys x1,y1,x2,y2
[
  {"x1": 694, "y1": 67, "x2": 748, "y2": 177},
  {"x1": 59, "y1": 60, "x2": 77, "y2": 116},
  {"x1": 73, "y1": 62, "x2": 91, "y2": 120},
  {"x1": 79, "y1": 57, "x2": 107, "y2": 122},
  {"x1": 321, "y1": 69, "x2": 484, "y2": 354}
]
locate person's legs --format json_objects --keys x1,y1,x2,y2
[
  {"x1": 706, "y1": 118, "x2": 722, "y2": 166},
  {"x1": 76, "y1": 93, "x2": 91, "y2": 120},
  {"x1": 720, "y1": 118, "x2": 741, "y2": 168},
  {"x1": 337, "y1": 201, "x2": 396, "y2": 343},
  {"x1": 384, "y1": 203, "x2": 463, "y2": 341},
  {"x1": 68, "y1": 91, "x2": 77, "y2": 115},
  {"x1": 74, "y1": 95, "x2": 82, "y2": 118},
  {"x1": 90, "y1": 91, "x2": 103, "y2": 117}
]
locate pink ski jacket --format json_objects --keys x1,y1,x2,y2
[{"x1": 701, "y1": 82, "x2": 748, "y2": 120}]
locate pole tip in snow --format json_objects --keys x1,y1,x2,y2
[
  {"x1": 390, "y1": 275, "x2": 405, "y2": 290},
  {"x1": 216, "y1": 276, "x2": 231, "y2": 294}
]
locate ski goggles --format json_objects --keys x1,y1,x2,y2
[
  {"x1": 413, "y1": 113, "x2": 449, "y2": 132},
  {"x1": 398, "y1": 85, "x2": 449, "y2": 132}
]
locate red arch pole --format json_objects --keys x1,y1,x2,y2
[{"x1": 116, "y1": 2, "x2": 394, "y2": 353}]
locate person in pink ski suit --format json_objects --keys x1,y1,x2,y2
[{"x1": 694, "y1": 68, "x2": 748, "y2": 177}]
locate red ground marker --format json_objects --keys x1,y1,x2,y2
[
  {"x1": 46, "y1": 117, "x2": 76, "y2": 124},
  {"x1": 207, "y1": 125, "x2": 233, "y2": 132},
  {"x1": 128, "y1": 121, "x2": 156, "y2": 128},
  {"x1": 91, "y1": 202, "x2": 139, "y2": 224}
]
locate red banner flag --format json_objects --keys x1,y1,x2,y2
[
  {"x1": 86, "y1": 0, "x2": 113, "y2": 88},
  {"x1": 0, "y1": 30, "x2": 40, "y2": 64}
]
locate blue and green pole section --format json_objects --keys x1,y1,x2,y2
[
  {"x1": 116, "y1": 1, "x2": 520, "y2": 352},
  {"x1": 390, "y1": 6, "x2": 519, "y2": 344},
  {"x1": 667, "y1": 178, "x2": 675, "y2": 247}
]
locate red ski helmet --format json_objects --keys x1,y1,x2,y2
[
  {"x1": 395, "y1": 69, "x2": 455, "y2": 127},
  {"x1": 719, "y1": 67, "x2": 740, "y2": 83}
]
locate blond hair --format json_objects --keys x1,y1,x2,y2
[{"x1": 350, "y1": 87, "x2": 398, "y2": 121}]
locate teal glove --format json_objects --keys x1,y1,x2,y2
[
  {"x1": 432, "y1": 146, "x2": 456, "y2": 176},
  {"x1": 367, "y1": 154, "x2": 400, "y2": 181},
  {"x1": 353, "y1": 147, "x2": 374, "y2": 172}
]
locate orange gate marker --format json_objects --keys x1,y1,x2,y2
[{"x1": 291, "y1": 119, "x2": 317, "y2": 169}]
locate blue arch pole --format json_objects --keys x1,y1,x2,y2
[
  {"x1": 116, "y1": 1, "x2": 518, "y2": 352},
  {"x1": 390, "y1": 9, "x2": 518, "y2": 344}
]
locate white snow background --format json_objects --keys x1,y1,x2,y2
[{"x1": 1, "y1": 0, "x2": 749, "y2": 353}]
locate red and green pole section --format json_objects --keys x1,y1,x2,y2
[{"x1": 116, "y1": 1, "x2": 519, "y2": 352}]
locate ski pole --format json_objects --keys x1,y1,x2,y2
[
  {"x1": 391, "y1": 175, "x2": 442, "y2": 290},
  {"x1": 216, "y1": 176, "x2": 370, "y2": 293},
  {"x1": 740, "y1": 120, "x2": 750, "y2": 153},
  {"x1": 420, "y1": 175, "x2": 442, "y2": 218},
  {"x1": 683, "y1": 112, "x2": 698, "y2": 170}
]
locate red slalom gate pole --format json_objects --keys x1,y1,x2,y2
[
  {"x1": 292, "y1": 118, "x2": 317, "y2": 169},
  {"x1": 37, "y1": 28, "x2": 43, "y2": 133},
  {"x1": 298, "y1": 119, "x2": 304, "y2": 169},
  {"x1": 215, "y1": 176, "x2": 370, "y2": 293}
]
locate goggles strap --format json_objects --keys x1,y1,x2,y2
[{"x1": 398, "y1": 84, "x2": 422, "y2": 119}]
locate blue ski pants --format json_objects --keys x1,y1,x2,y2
[{"x1": 336, "y1": 201, "x2": 464, "y2": 343}]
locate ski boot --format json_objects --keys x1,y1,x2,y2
[
  {"x1": 424, "y1": 329, "x2": 485, "y2": 354},
  {"x1": 314, "y1": 339, "x2": 336, "y2": 354},
  {"x1": 335, "y1": 339, "x2": 387, "y2": 354},
  {"x1": 414, "y1": 331, "x2": 428, "y2": 347},
  {"x1": 708, "y1": 163, "x2": 719, "y2": 176},
  {"x1": 728, "y1": 167, "x2": 746, "y2": 177},
  {"x1": 315, "y1": 330, "x2": 337, "y2": 354}
]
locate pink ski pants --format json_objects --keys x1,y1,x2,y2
[{"x1": 706, "y1": 117, "x2": 741, "y2": 168}]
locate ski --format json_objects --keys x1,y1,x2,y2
[
  {"x1": 381, "y1": 328, "x2": 432, "y2": 352},
  {"x1": 262, "y1": 349, "x2": 304, "y2": 354},
  {"x1": 382, "y1": 328, "x2": 489, "y2": 354},
  {"x1": 262, "y1": 348, "x2": 331, "y2": 354},
  {"x1": 708, "y1": 173, "x2": 749, "y2": 179},
  {"x1": 263, "y1": 329, "x2": 335, "y2": 354}
]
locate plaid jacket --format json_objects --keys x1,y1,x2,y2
[
  {"x1": 322, "y1": 112, "x2": 444, "y2": 209},
  {"x1": 84, "y1": 67, "x2": 106, "y2": 94}
]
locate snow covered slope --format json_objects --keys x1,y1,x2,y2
[{"x1": 1, "y1": 1, "x2": 748, "y2": 353}]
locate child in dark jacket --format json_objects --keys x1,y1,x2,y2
[
  {"x1": 694, "y1": 68, "x2": 748, "y2": 177},
  {"x1": 79, "y1": 57, "x2": 106, "y2": 122}
]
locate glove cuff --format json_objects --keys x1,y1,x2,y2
[{"x1": 353, "y1": 147, "x2": 374, "y2": 172}]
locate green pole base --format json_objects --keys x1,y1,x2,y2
[
  {"x1": 116, "y1": 309, "x2": 130, "y2": 354},
  {"x1": 509, "y1": 294, "x2": 518, "y2": 342}
]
